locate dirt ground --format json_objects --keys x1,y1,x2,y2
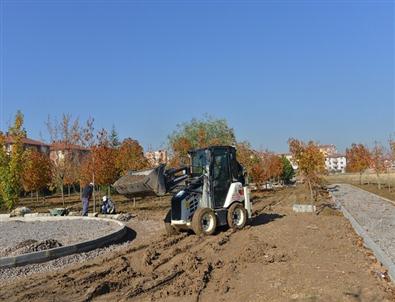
[
  {"x1": 1, "y1": 185, "x2": 394, "y2": 302},
  {"x1": 0, "y1": 191, "x2": 171, "y2": 219}
]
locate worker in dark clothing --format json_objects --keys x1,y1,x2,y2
[{"x1": 81, "y1": 182, "x2": 94, "y2": 216}]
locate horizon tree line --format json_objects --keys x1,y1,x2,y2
[{"x1": 1, "y1": 110, "x2": 392, "y2": 211}]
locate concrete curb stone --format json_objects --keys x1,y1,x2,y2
[
  {"x1": 331, "y1": 184, "x2": 395, "y2": 283},
  {"x1": 0, "y1": 215, "x2": 126, "y2": 268}
]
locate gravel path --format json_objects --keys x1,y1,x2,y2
[
  {"x1": 0, "y1": 219, "x2": 119, "y2": 257},
  {"x1": 330, "y1": 184, "x2": 395, "y2": 265}
]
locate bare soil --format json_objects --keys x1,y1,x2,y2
[
  {"x1": 0, "y1": 186, "x2": 394, "y2": 302},
  {"x1": 0, "y1": 192, "x2": 171, "y2": 219}
]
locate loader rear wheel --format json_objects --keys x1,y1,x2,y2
[
  {"x1": 227, "y1": 203, "x2": 247, "y2": 230},
  {"x1": 164, "y1": 209, "x2": 179, "y2": 236},
  {"x1": 192, "y1": 208, "x2": 217, "y2": 236}
]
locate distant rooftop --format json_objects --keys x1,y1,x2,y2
[
  {"x1": 50, "y1": 141, "x2": 89, "y2": 151},
  {"x1": 4, "y1": 135, "x2": 49, "y2": 147}
]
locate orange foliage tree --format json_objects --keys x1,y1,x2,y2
[
  {"x1": 346, "y1": 143, "x2": 371, "y2": 184},
  {"x1": 236, "y1": 142, "x2": 266, "y2": 184},
  {"x1": 261, "y1": 152, "x2": 283, "y2": 182},
  {"x1": 115, "y1": 138, "x2": 149, "y2": 175},
  {"x1": 288, "y1": 138, "x2": 325, "y2": 201},
  {"x1": 80, "y1": 145, "x2": 118, "y2": 193},
  {"x1": 169, "y1": 137, "x2": 193, "y2": 167},
  {"x1": 22, "y1": 150, "x2": 53, "y2": 202}
]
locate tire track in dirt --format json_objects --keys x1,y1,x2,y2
[{"x1": 0, "y1": 192, "x2": 286, "y2": 302}]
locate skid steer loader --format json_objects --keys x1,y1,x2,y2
[{"x1": 113, "y1": 145, "x2": 252, "y2": 235}]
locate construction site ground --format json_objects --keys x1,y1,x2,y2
[{"x1": 1, "y1": 185, "x2": 394, "y2": 302}]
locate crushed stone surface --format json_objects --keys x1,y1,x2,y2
[
  {"x1": 0, "y1": 219, "x2": 120, "y2": 258},
  {"x1": 330, "y1": 184, "x2": 395, "y2": 264},
  {"x1": 0, "y1": 218, "x2": 162, "y2": 283}
]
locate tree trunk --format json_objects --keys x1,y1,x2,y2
[
  {"x1": 307, "y1": 179, "x2": 313, "y2": 202},
  {"x1": 377, "y1": 174, "x2": 381, "y2": 190},
  {"x1": 92, "y1": 185, "x2": 96, "y2": 213},
  {"x1": 359, "y1": 172, "x2": 363, "y2": 185},
  {"x1": 61, "y1": 181, "x2": 65, "y2": 207},
  {"x1": 36, "y1": 191, "x2": 39, "y2": 203},
  {"x1": 80, "y1": 185, "x2": 82, "y2": 199},
  {"x1": 31, "y1": 191, "x2": 33, "y2": 203},
  {"x1": 68, "y1": 185, "x2": 70, "y2": 197},
  {"x1": 108, "y1": 185, "x2": 111, "y2": 197}
]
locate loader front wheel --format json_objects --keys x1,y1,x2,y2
[
  {"x1": 192, "y1": 208, "x2": 217, "y2": 236},
  {"x1": 227, "y1": 203, "x2": 247, "y2": 230},
  {"x1": 164, "y1": 209, "x2": 179, "y2": 236}
]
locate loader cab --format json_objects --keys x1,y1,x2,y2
[{"x1": 189, "y1": 146, "x2": 245, "y2": 209}]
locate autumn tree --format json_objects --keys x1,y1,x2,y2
[
  {"x1": 370, "y1": 142, "x2": 386, "y2": 190},
  {"x1": 261, "y1": 152, "x2": 283, "y2": 182},
  {"x1": 115, "y1": 138, "x2": 149, "y2": 175},
  {"x1": 280, "y1": 156, "x2": 295, "y2": 184},
  {"x1": 346, "y1": 143, "x2": 371, "y2": 184},
  {"x1": 288, "y1": 138, "x2": 325, "y2": 201},
  {"x1": 169, "y1": 137, "x2": 193, "y2": 167},
  {"x1": 22, "y1": 150, "x2": 52, "y2": 202},
  {"x1": 80, "y1": 129, "x2": 118, "y2": 198},
  {"x1": 0, "y1": 111, "x2": 27, "y2": 209},
  {"x1": 389, "y1": 138, "x2": 395, "y2": 191},
  {"x1": 168, "y1": 116, "x2": 236, "y2": 166},
  {"x1": 81, "y1": 117, "x2": 95, "y2": 148},
  {"x1": 46, "y1": 114, "x2": 82, "y2": 205},
  {"x1": 390, "y1": 138, "x2": 395, "y2": 161},
  {"x1": 236, "y1": 142, "x2": 265, "y2": 184}
]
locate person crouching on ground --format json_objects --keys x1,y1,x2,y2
[{"x1": 82, "y1": 182, "x2": 94, "y2": 216}]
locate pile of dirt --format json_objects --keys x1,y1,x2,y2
[
  {"x1": 1, "y1": 239, "x2": 63, "y2": 257},
  {"x1": 116, "y1": 213, "x2": 133, "y2": 222}
]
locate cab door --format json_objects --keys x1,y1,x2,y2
[{"x1": 211, "y1": 148, "x2": 231, "y2": 208}]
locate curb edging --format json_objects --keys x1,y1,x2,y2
[
  {"x1": 0, "y1": 216, "x2": 127, "y2": 269},
  {"x1": 331, "y1": 185, "x2": 395, "y2": 283}
]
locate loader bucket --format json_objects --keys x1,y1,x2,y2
[{"x1": 113, "y1": 164, "x2": 167, "y2": 198}]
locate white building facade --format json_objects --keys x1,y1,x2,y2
[
  {"x1": 281, "y1": 144, "x2": 347, "y2": 174},
  {"x1": 325, "y1": 154, "x2": 347, "y2": 173}
]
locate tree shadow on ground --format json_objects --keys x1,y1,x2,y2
[{"x1": 250, "y1": 213, "x2": 285, "y2": 227}]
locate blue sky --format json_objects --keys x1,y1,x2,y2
[{"x1": 1, "y1": 0, "x2": 394, "y2": 152}]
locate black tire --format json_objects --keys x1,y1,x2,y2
[
  {"x1": 227, "y1": 203, "x2": 248, "y2": 230},
  {"x1": 192, "y1": 208, "x2": 217, "y2": 236},
  {"x1": 164, "y1": 209, "x2": 179, "y2": 236}
]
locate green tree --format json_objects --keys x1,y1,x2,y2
[
  {"x1": 168, "y1": 116, "x2": 236, "y2": 166},
  {"x1": 109, "y1": 124, "x2": 120, "y2": 148},
  {"x1": 0, "y1": 111, "x2": 26, "y2": 209},
  {"x1": 280, "y1": 156, "x2": 295, "y2": 184}
]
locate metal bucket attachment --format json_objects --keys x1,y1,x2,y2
[{"x1": 113, "y1": 164, "x2": 167, "y2": 198}]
